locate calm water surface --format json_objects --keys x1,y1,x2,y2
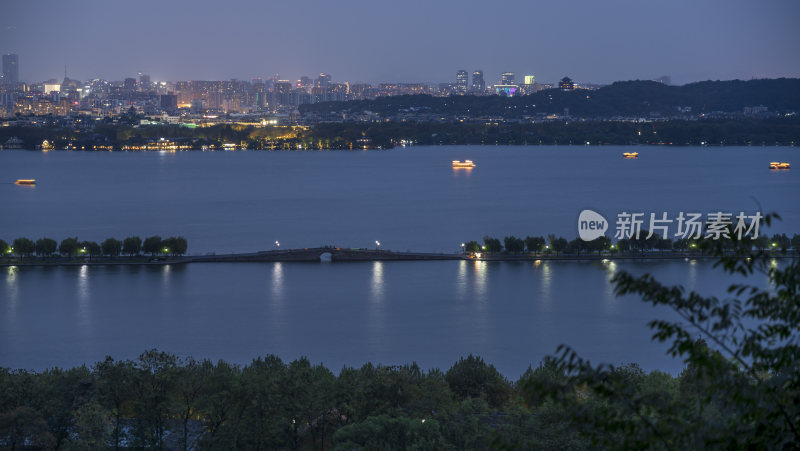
[{"x1": 0, "y1": 146, "x2": 797, "y2": 376}]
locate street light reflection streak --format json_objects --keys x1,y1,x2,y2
[
  {"x1": 538, "y1": 261, "x2": 552, "y2": 308},
  {"x1": 456, "y1": 260, "x2": 467, "y2": 299},
  {"x1": 77, "y1": 265, "x2": 91, "y2": 329},
  {"x1": 472, "y1": 260, "x2": 488, "y2": 301},
  {"x1": 368, "y1": 261, "x2": 387, "y2": 354},
  {"x1": 5, "y1": 266, "x2": 19, "y2": 314},
  {"x1": 272, "y1": 262, "x2": 284, "y2": 300},
  {"x1": 371, "y1": 261, "x2": 384, "y2": 302}
]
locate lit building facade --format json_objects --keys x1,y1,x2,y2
[
  {"x1": 471, "y1": 70, "x2": 485, "y2": 93},
  {"x1": 455, "y1": 70, "x2": 468, "y2": 94}
]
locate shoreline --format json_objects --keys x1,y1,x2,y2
[{"x1": 2, "y1": 247, "x2": 796, "y2": 267}]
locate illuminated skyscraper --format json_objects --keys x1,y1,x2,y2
[
  {"x1": 501, "y1": 72, "x2": 515, "y2": 85},
  {"x1": 471, "y1": 70, "x2": 485, "y2": 93},
  {"x1": 522, "y1": 75, "x2": 536, "y2": 95},
  {"x1": 317, "y1": 73, "x2": 331, "y2": 90},
  {"x1": 2, "y1": 54, "x2": 19, "y2": 85},
  {"x1": 456, "y1": 70, "x2": 468, "y2": 94}
]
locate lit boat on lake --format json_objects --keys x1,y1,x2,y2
[
  {"x1": 452, "y1": 160, "x2": 476, "y2": 168},
  {"x1": 769, "y1": 161, "x2": 790, "y2": 169},
  {"x1": 623, "y1": 152, "x2": 639, "y2": 158},
  {"x1": 15, "y1": 179, "x2": 36, "y2": 185}
]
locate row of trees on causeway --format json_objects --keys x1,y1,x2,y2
[{"x1": 0, "y1": 236, "x2": 188, "y2": 258}]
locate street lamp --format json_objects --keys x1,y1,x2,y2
[
  {"x1": 275, "y1": 241, "x2": 280, "y2": 248},
  {"x1": 460, "y1": 243, "x2": 465, "y2": 254},
  {"x1": 375, "y1": 240, "x2": 381, "y2": 249}
]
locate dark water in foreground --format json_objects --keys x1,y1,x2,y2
[
  {"x1": 0, "y1": 146, "x2": 796, "y2": 375},
  {"x1": 1, "y1": 258, "x2": 760, "y2": 377}
]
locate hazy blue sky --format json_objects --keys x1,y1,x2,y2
[{"x1": 2, "y1": 0, "x2": 798, "y2": 85}]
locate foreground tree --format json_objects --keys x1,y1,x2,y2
[
  {"x1": 529, "y1": 213, "x2": 800, "y2": 448},
  {"x1": 445, "y1": 355, "x2": 509, "y2": 409}
]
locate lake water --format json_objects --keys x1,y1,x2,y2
[{"x1": 1, "y1": 146, "x2": 797, "y2": 376}]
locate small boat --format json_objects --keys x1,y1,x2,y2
[
  {"x1": 769, "y1": 161, "x2": 790, "y2": 169},
  {"x1": 452, "y1": 160, "x2": 476, "y2": 168},
  {"x1": 623, "y1": 152, "x2": 639, "y2": 158},
  {"x1": 15, "y1": 179, "x2": 36, "y2": 185}
]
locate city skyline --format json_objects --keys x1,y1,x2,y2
[{"x1": 2, "y1": 0, "x2": 799, "y2": 85}]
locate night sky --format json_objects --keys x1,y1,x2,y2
[{"x1": 1, "y1": 0, "x2": 799, "y2": 85}]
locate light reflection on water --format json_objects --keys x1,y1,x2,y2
[
  {"x1": 368, "y1": 261, "x2": 386, "y2": 353},
  {"x1": 272, "y1": 262, "x2": 284, "y2": 300},
  {"x1": 77, "y1": 265, "x2": 91, "y2": 329},
  {"x1": 537, "y1": 261, "x2": 552, "y2": 311},
  {"x1": 4, "y1": 266, "x2": 19, "y2": 322},
  {"x1": 0, "y1": 259, "x2": 774, "y2": 377}
]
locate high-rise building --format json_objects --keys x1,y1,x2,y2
[
  {"x1": 317, "y1": 73, "x2": 331, "y2": 90},
  {"x1": 559, "y1": 76, "x2": 575, "y2": 91},
  {"x1": 501, "y1": 72, "x2": 515, "y2": 85},
  {"x1": 160, "y1": 93, "x2": 178, "y2": 111},
  {"x1": 521, "y1": 75, "x2": 536, "y2": 95},
  {"x1": 455, "y1": 70, "x2": 468, "y2": 94},
  {"x1": 471, "y1": 70, "x2": 485, "y2": 93},
  {"x1": 2, "y1": 54, "x2": 19, "y2": 85}
]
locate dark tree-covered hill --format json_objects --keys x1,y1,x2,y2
[{"x1": 299, "y1": 78, "x2": 800, "y2": 118}]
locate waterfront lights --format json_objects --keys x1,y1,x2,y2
[
  {"x1": 163, "y1": 247, "x2": 169, "y2": 254},
  {"x1": 376, "y1": 241, "x2": 381, "y2": 248},
  {"x1": 275, "y1": 241, "x2": 280, "y2": 248}
]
